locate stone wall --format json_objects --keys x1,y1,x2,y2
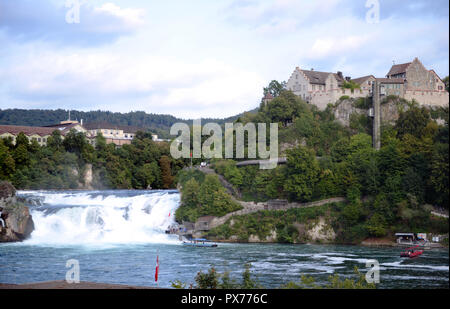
[
  {"x1": 404, "y1": 90, "x2": 449, "y2": 107},
  {"x1": 310, "y1": 88, "x2": 371, "y2": 111},
  {"x1": 208, "y1": 197, "x2": 346, "y2": 229}
]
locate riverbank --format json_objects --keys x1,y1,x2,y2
[{"x1": 0, "y1": 281, "x2": 158, "y2": 289}]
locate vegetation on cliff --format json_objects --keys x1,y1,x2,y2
[{"x1": 175, "y1": 169, "x2": 242, "y2": 223}]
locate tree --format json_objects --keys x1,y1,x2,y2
[
  {"x1": 263, "y1": 80, "x2": 286, "y2": 98},
  {"x1": 134, "y1": 162, "x2": 160, "y2": 189},
  {"x1": 181, "y1": 178, "x2": 200, "y2": 208},
  {"x1": 366, "y1": 213, "x2": 387, "y2": 237},
  {"x1": 395, "y1": 106, "x2": 431, "y2": 139},
  {"x1": 429, "y1": 143, "x2": 449, "y2": 208},
  {"x1": 284, "y1": 146, "x2": 320, "y2": 202},
  {"x1": 46, "y1": 130, "x2": 64, "y2": 151},
  {"x1": 13, "y1": 144, "x2": 29, "y2": 169},
  {"x1": 443, "y1": 76, "x2": 449, "y2": 92},
  {"x1": 15, "y1": 132, "x2": 29, "y2": 149},
  {"x1": 159, "y1": 155, "x2": 174, "y2": 189},
  {"x1": 264, "y1": 91, "x2": 307, "y2": 126},
  {"x1": 198, "y1": 174, "x2": 223, "y2": 208},
  {"x1": 341, "y1": 80, "x2": 361, "y2": 93},
  {"x1": 0, "y1": 140, "x2": 15, "y2": 180}
]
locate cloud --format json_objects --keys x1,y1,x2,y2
[
  {"x1": 0, "y1": 0, "x2": 145, "y2": 46},
  {"x1": 0, "y1": 0, "x2": 448, "y2": 119},
  {"x1": 0, "y1": 49, "x2": 265, "y2": 118},
  {"x1": 224, "y1": 0, "x2": 448, "y2": 79}
]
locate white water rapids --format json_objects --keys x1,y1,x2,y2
[{"x1": 17, "y1": 190, "x2": 181, "y2": 246}]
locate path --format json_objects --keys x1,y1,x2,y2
[
  {"x1": 193, "y1": 166, "x2": 241, "y2": 199},
  {"x1": 209, "y1": 197, "x2": 346, "y2": 229}
]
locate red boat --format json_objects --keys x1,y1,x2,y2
[{"x1": 400, "y1": 245, "x2": 423, "y2": 258}]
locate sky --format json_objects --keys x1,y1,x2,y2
[{"x1": 0, "y1": 0, "x2": 448, "y2": 119}]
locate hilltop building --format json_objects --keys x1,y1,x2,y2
[
  {"x1": 385, "y1": 57, "x2": 448, "y2": 106},
  {"x1": 84, "y1": 123, "x2": 143, "y2": 146},
  {"x1": 84, "y1": 123, "x2": 161, "y2": 146},
  {"x1": 262, "y1": 92, "x2": 274, "y2": 106},
  {"x1": 0, "y1": 115, "x2": 93, "y2": 146},
  {"x1": 0, "y1": 112, "x2": 161, "y2": 148},
  {"x1": 285, "y1": 58, "x2": 448, "y2": 110}
]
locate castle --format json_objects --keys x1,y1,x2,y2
[{"x1": 284, "y1": 57, "x2": 449, "y2": 110}]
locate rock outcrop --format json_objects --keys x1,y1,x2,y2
[{"x1": 0, "y1": 181, "x2": 34, "y2": 242}]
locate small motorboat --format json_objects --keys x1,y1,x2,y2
[
  {"x1": 182, "y1": 238, "x2": 218, "y2": 247},
  {"x1": 400, "y1": 245, "x2": 423, "y2": 258}
]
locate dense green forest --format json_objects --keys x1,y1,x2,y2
[{"x1": 0, "y1": 130, "x2": 188, "y2": 190}]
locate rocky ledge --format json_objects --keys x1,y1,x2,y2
[{"x1": 0, "y1": 181, "x2": 34, "y2": 242}]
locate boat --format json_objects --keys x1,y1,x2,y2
[
  {"x1": 400, "y1": 245, "x2": 423, "y2": 258},
  {"x1": 182, "y1": 238, "x2": 218, "y2": 247}
]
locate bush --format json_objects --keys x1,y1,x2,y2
[{"x1": 353, "y1": 97, "x2": 372, "y2": 109}]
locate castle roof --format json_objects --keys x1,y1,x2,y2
[
  {"x1": 263, "y1": 92, "x2": 274, "y2": 100},
  {"x1": 351, "y1": 75, "x2": 375, "y2": 85},
  {"x1": 300, "y1": 69, "x2": 345, "y2": 85},
  {"x1": 0, "y1": 125, "x2": 56, "y2": 137},
  {"x1": 387, "y1": 62, "x2": 411, "y2": 77}
]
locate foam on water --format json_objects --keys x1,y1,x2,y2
[
  {"x1": 17, "y1": 190, "x2": 181, "y2": 246},
  {"x1": 381, "y1": 261, "x2": 449, "y2": 271}
]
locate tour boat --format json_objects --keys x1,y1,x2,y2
[
  {"x1": 182, "y1": 238, "x2": 218, "y2": 247},
  {"x1": 400, "y1": 245, "x2": 423, "y2": 258}
]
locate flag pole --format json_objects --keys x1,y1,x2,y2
[{"x1": 155, "y1": 249, "x2": 159, "y2": 287}]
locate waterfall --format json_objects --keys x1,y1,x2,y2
[{"x1": 17, "y1": 190, "x2": 180, "y2": 246}]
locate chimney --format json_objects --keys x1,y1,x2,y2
[{"x1": 337, "y1": 71, "x2": 343, "y2": 79}]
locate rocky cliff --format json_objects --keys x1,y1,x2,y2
[
  {"x1": 333, "y1": 96, "x2": 447, "y2": 128},
  {"x1": 333, "y1": 96, "x2": 413, "y2": 127},
  {"x1": 0, "y1": 181, "x2": 34, "y2": 242}
]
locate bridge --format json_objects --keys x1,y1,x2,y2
[{"x1": 235, "y1": 157, "x2": 287, "y2": 167}]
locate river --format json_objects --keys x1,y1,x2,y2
[{"x1": 0, "y1": 190, "x2": 448, "y2": 288}]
